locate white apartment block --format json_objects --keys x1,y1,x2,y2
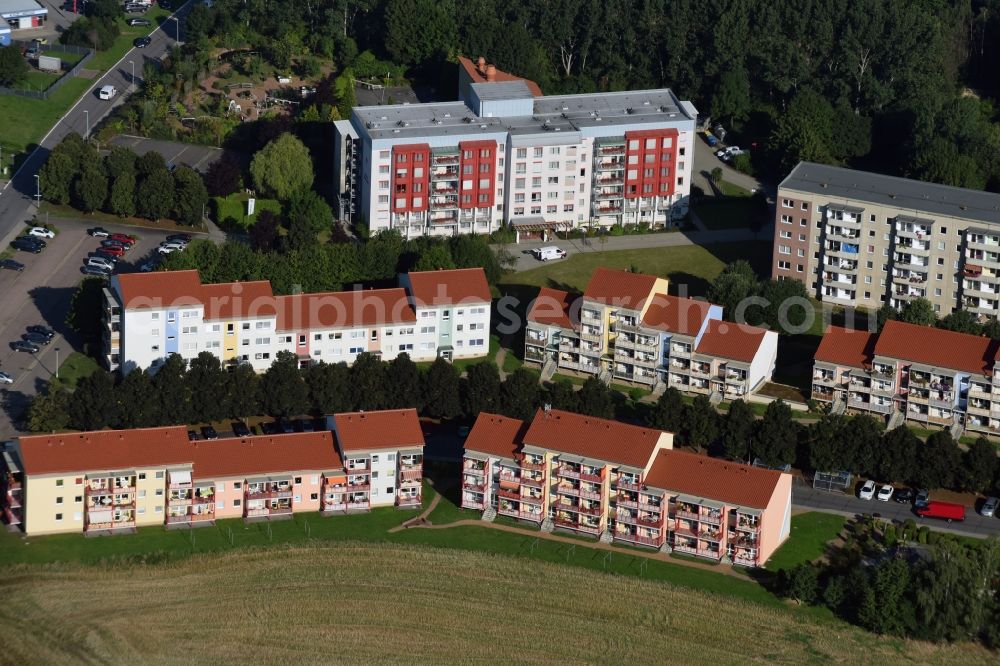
[
  {"x1": 104, "y1": 268, "x2": 491, "y2": 373},
  {"x1": 333, "y1": 57, "x2": 696, "y2": 239}
]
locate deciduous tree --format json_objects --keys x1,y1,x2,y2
[
  {"x1": 249, "y1": 133, "x2": 314, "y2": 200},
  {"x1": 261, "y1": 351, "x2": 308, "y2": 418},
  {"x1": 424, "y1": 357, "x2": 461, "y2": 419},
  {"x1": 721, "y1": 398, "x2": 754, "y2": 461},
  {"x1": 462, "y1": 361, "x2": 501, "y2": 417},
  {"x1": 387, "y1": 353, "x2": 424, "y2": 410}
]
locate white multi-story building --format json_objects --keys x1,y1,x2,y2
[
  {"x1": 103, "y1": 268, "x2": 492, "y2": 373},
  {"x1": 334, "y1": 57, "x2": 697, "y2": 239}
]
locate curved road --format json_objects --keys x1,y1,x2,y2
[{"x1": 0, "y1": 2, "x2": 193, "y2": 248}]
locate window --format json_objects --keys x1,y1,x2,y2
[
  {"x1": 349, "y1": 346, "x2": 363, "y2": 354},
  {"x1": 864, "y1": 291, "x2": 871, "y2": 299},
  {"x1": 778, "y1": 245, "x2": 790, "y2": 255},
  {"x1": 56, "y1": 479, "x2": 64, "y2": 487},
  {"x1": 55, "y1": 513, "x2": 63, "y2": 522},
  {"x1": 781, "y1": 198, "x2": 792, "y2": 208},
  {"x1": 217, "y1": 500, "x2": 225, "y2": 510},
  {"x1": 935, "y1": 288, "x2": 942, "y2": 297},
  {"x1": 74, "y1": 512, "x2": 83, "y2": 521},
  {"x1": 779, "y1": 230, "x2": 791, "y2": 239},
  {"x1": 151, "y1": 312, "x2": 160, "y2": 320},
  {"x1": 865, "y1": 276, "x2": 872, "y2": 284},
  {"x1": 936, "y1": 273, "x2": 943, "y2": 281},
  {"x1": 778, "y1": 260, "x2": 791, "y2": 270},
  {"x1": 138, "y1": 490, "x2": 146, "y2": 499},
  {"x1": 155, "y1": 471, "x2": 164, "y2": 479},
  {"x1": 155, "y1": 489, "x2": 163, "y2": 496},
  {"x1": 940, "y1": 226, "x2": 948, "y2": 234},
  {"x1": 372, "y1": 471, "x2": 379, "y2": 479},
  {"x1": 55, "y1": 496, "x2": 63, "y2": 505},
  {"x1": 386, "y1": 487, "x2": 394, "y2": 495},
  {"x1": 781, "y1": 215, "x2": 792, "y2": 224},
  {"x1": 74, "y1": 495, "x2": 82, "y2": 503},
  {"x1": 938, "y1": 242, "x2": 946, "y2": 251}
]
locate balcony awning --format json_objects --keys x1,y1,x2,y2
[
  {"x1": 734, "y1": 507, "x2": 762, "y2": 517},
  {"x1": 323, "y1": 470, "x2": 347, "y2": 480},
  {"x1": 246, "y1": 475, "x2": 292, "y2": 485},
  {"x1": 511, "y1": 216, "x2": 571, "y2": 231},
  {"x1": 87, "y1": 469, "x2": 136, "y2": 479},
  {"x1": 556, "y1": 454, "x2": 585, "y2": 465},
  {"x1": 2, "y1": 451, "x2": 20, "y2": 475},
  {"x1": 674, "y1": 494, "x2": 725, "y2": 510},
  {"x1": 895, "y1": 215, "x2": 933, "y2": 226},
  {"x1": 826, "y1": 203, "x2": 865, "y2": 214},
  {"x1": 170, "y1": 470, "x2": 191, "y2": 485},
  {"x1": 88, "y1": 509, "x2": 113, "y2": 522}
]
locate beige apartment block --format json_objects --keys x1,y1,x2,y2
[{"x1": 773, "y1": 161, "x2": 1000, "y2": 317}]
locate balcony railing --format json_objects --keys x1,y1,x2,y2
[
  {"x1": 399, "y1": 467, "x2": 423, "y2": 482},
  {"x1": 246, "y1": 488, "x2": 293, "y2": 500},
  {"x1": 520, "y1": 459, "x2": 546, "y2": 472},
  {"x1": 615, "y1": 479, "x2": 641, "y2": 492},
  {"x1": 614, "y1": 532, "x2": 661, "y2": 548}
]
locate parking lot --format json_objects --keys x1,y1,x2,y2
[
  {"x1": 0, "y1": 218, "x2": 188, "y2": 437},
  {"x1": 108, "y1": 135, "x2": 227, "y2": 173}
]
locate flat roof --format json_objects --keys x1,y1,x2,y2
[
  {"x1": 0, "y1": 0, "x2": 45, "y2": 15},
  {"x1": 470, "y1": 80, "x2": 534, "y2": 101},
  {"x1": 352, "y1": 88, "x2": 694, "y2": 142},
  {"x1": 780, "y1": 161, "x2": 1000, "y2": 226}
]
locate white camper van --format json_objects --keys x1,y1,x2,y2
[
  {"x1": 532, "y1": 246, "x2": 567, "y2": 262},
  {"x1": 98, "y1": 85, "x2": 117, "y2": 100}
]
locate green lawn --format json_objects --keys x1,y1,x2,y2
[
  {"x1": 43, "y1": 50, "x2": 87, "y2": 67},
  {"x1": 212, "y1": 193, "x2": 281, "y2": 229},
  {"x1": 57, "y1": 352, "x2": 100, "y2": 389},
  {"x1": 500, "y1": 241, "x2": 772, "y2": 299},
  {"x1": 765, "y1": 512, "x2": 846, "y2": 571},
  {"x1": 11, "y1": 70, "x2": 61, "y2": 93},
  {"x1": 719, "y1": 180, "x2": 752, "y2": 197}
]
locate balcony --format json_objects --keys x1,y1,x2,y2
[
  {"x1": 497, "y1": 488, "x2": 522, "y2": 501},
  {"x1": 346, "y1": 462, "x2": 370, "y2": 475},
  {"x1": 557, "y1": 465, "x2": 581, "y2": 480},
  {"x1": 614, "y1": 531, "x2": 661, "y2": 548},
  {"x1": 498, "y1": 504, "x2": 543, "y2": 521},
  {"x1": 520, "y1": 474, "x2": 544, "y2": 488},
  {"x1": 347, "y1": 481, "x2": 371, "y2": 493},
  {"x1": 615, "y1": 494, "x2": 639, "y2": 509},
  {"x1": 556, "y1": 483, "x2": 580, "y2": 497},
  {"x1": 399, "y1": 467, "x2": 423, "y2": 482},
  {"x1": 246, "y1": 487, "x2": 293, "y2": 500},
  {"x1": 520, "y1": 458, "x2": 546, "y2": 472},
  {"x1": 396, "y1": 494, "x2": 422, "y2": 507},
  {"x1": 463, "y1": 480, "x2": 485, "y2": 493},
  {"x1": 463, "y1": 461, "x2": 486, "y2": 476},
  {"x1": 615, "y1": 478, "x2": 641, "y2": 492}
]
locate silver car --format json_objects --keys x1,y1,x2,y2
[{"x1": 981, "y1": 497, "x2": 999, "y2": 518}]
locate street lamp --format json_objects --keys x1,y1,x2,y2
[
  {"x1": 130, "y1": 60, "x2": 135, "y2": 90},
  {"x1": 170, "y1": 16, "x2": 181, "y2": 44},
  {"x1": 33, "y1": 173, "x2": 40, "y2": 205},
  {"x1": 55, "y1": 347, "x2": 60, "y2": 379},
  {"x1": 84, "y1": 109, "x2": 89, "y2": 137}
]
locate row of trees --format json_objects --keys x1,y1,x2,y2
[
  {"x1": 778, "y1": 519, "x2": 1000, "y2": 647},
  {"x1": 60, "y1": 0, "x2": 121, "y2": 52},
  {"x1": 39, "y1": 134, "x2": 208, "y2": 224},
  {"x1": 706, "y1": 260, "x2": 812, "y2": 333},
  {"x1": 27, "y1": 351, "x2": 607, "y2": 433},
  {"x1": 646, "y1": 388, "x2": 1000, "y2": 495},
  {"x1": 0, "y1": 45, "x2": 28, "y2": 87},
  {"x1": 876, "y1": 295, "x2": 1000, "y2": 340},
  {"x1": 158, "y1": 228, "x2": 506, "y2": 295}
]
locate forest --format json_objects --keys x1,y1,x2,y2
[{"x1": 187, "y1": 0, "x2": 1000, "y2": 188}]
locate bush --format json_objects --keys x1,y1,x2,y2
[
  {"x1": 609, "y1": 224, "x2": 625, "y2": 237},
  {"x1": 883, "y1": 524, "x2": 897, "y2": 547},
  {"x1": 917, "y1": 526, "x2": 930, "y2": 544},
  {"x1": 731, "y1": 152, "x2": 754, "y2": 175}
]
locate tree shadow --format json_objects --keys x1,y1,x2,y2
[{"x1": 667, "y1": 271, "x2": 711, "y2": 298}]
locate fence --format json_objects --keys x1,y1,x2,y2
[{"x1": 0, "y1": 42, "x2": 94, "y2": 100}]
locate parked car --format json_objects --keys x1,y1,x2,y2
[
  {"x1": 86, "y1": 257, "x2": 115, "y2": 272},
  {"x1": 532, "y1": 246, "x2": 567, "y2": 262},
  {"x1": 232, "y1": 422, "x2": 251, "y2": 437},
  {"x1": 187, "y1": 430, "x2": 199, "y2": 441},
  {"x1": 109, "y1": 233, "x2": 136, "y2": 244},
  {"x1": 133, "y1": 36, "x2": 152, "y2": 48},
  {"x1": 981, "y1": 496, "x2": 999, "y2": 518},
  {"x1": 858, "y1": 479, "x2": 877, "y2": 500},
  {"x1": 201, "y1": 425, "x2": 219, "y2": 440},
  {"x1": 893, "y1": 487, "x2": 915, "y2": 504},
  {"x1": 300, "y1": 419, "x2": 315, "y2": 432},
  {"x1": 98, "y1": 85, "x2": 117, "y2": 100},
  {"x1": 916, "y1": 501, "x2": 966, "y2": 523},
  {"x1": 99, "y1": 245, "x2": 126, "y2": 258},
  {"x1": 27, "y1": 325, "x2": 54, "y2": 341},
  {"x1": 876, "y1": 484, "x2": 894, "y2": 502},
  {"x1": 157, "y1": 245, "x2": 179, "y2": 255},
  {"x1": 13, "y1": 340, "x2": 39, "y2": 353},
  {"x1": 279, "y1": 420, "x2": 294, "y2": 434},
  {"x1": 101, "y1": 238, "x2": 131, "y2": 249},
  {"x1": 92, "y1": 250, "x2": 118, "y2": 263},
  {"x1": 159, "y1": 241, "x2": 186, "y2": 252},
  {"x1": 11, "y1": 239, "x2": 42, "y2": 253},
  {"x1": 139, "y1": 258, "x2": 158, "y2": 272},
  {"x1": 0, "y1": 371, "x2": 13, "y2": 384},
  {"x1": 0, "y1": 259, "x2": 25, "y2": 271},
  {"x1": 23, "y1": 332, "x2": 51, "y2": 346},
  {"x1": 25, "y1": 45, "x2": 40, "y2": 59},
  {"x1": 28, "y1": 226, "x2": 54, "y2": 239},
  {"x1": 88, "y1": 227, "x2": 110, "y2": 237},
  {"x1": 17, "y1": 235, "x2": 44, "y2": 248},
  {"x1": 915, "y1": 488, "x2": 931, "y2": 508},
  {"x1": 128, "y1": 17, "x2": 151, "y2": 26},
  {"x1": 457, "y1": 425, "x2": 471, "y2": 438},
  {"x1": 83, "y1": 265, "x2": 112, "y2": 276},
  {"x1": 166, "y1": 233, "x2": 192, "y2": 243}
]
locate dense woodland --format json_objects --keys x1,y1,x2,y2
[{"x1": 177, "y1": 0, "x2": 1000, "y2": 189}]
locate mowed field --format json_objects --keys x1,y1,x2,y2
[{"x1": 0, "y1": 542, "x2": 992, "y2": 665}]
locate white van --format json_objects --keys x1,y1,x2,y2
[
  {"x1": 532, "y1": 246, "x2": 567, "y2": 262},
  {"x1": 98, "y1": 85, "x2": 117, "y2": 100}
]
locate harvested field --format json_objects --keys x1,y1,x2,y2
[{"x1": 0, "y1": 542, "x2": 992, "y2": 665}]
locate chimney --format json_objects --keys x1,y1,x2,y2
[
  {"x1": 477, "y1": 56, "x2": 486, "y2": 74},
  {"x1": 486, "y1": 64, "x2": 496, "y2": 82}
]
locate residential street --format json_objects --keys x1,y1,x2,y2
[
  {"x1": 793, "y1": 485, "x2": 1000, "y2": 539},
  {"x1": 691, "y1": 133, "x2": 767, "y2": 196},
  {"x1": 0, "y1": 2, "x2": 193, "y2": 251}
]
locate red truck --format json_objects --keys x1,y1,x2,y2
[{"x1": 916, "y1": 501, "x2": 966, "y2": 523}]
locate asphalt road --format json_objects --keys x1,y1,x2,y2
[
  {"x1": 109, "y1": 135, "x2": 226, "y2": 174},
  {"x1": 0, "y1": 1, "x2": 193, "y2": 251},
  {"x1": 0, "y1": 219, "x2": 177, "y2": 437},
  {"x1": 793, "y1": 485, "x2": 1000, "y2": 539}
]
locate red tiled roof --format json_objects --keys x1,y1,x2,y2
[
  {"x1": 695, "y1": 320, "x2": 768, "y2": 363},
  {"x1": 275, "y1": 288, "x2": 416, "y2": 332},
  {"x1": 873, "y1": 320, "x2": 998, "y2": 375},
  {"x1": 406, "y1": 268, "x2": 491, "y2": 307},
  {"x1": 189, "y1": 432, "x2": 343, "y2": 479},
  {"x1": 199, "y1": 281, "x2": 278, "y2": 320},
  {"x1": 18, "y1": 426, "x2": 193, "y2": 475},
  {"x1": 521, "y1": 408, "x2": 667, "y2": 469},
  {"x1": 643, "y1": 449, "x2": 783, "y2": 510},
  {"x1": 814, "y1": 325, "x2": 877, "y2": 369},
  {"x1": 115, "y1": 270, "x2": 206, "y2": 310},
  {"x1": 582, "y1": 268, "x2": 660, "y2": 311},
  {"x1": 526, "y1": 287, "x2": 576, "y2": 328},
  {"x1": 464, "y1": 412, "x2": 525, "y2": 459},
  {"x1": 641, "y1": 295, "x2": 714, "y2": 336},
  {"x1": 458, "y1": 56, "x2": 543, "y2": 97},
  {"x1": 333, "y1": 409, "x2": 424, "y2": 452}
]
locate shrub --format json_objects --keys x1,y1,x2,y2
[
  {"x1": 917, "y1": 526, "x2": 930, "y2": 544},
  {"x1": 609, "y1": 224, "x2": 625, "y2": 237}
]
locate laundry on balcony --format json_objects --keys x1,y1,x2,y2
[{"x1": 841, "y1": 243, "x2": 859, "y2": 254}]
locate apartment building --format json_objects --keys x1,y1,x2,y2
[
  {"x1": 772, "y1": 161, "x2": 1000, "y2": 316},
  {"x1": 7, "y1": 427, "x2": 349, "y2": 536},
  {"x1": 461, "y1": 409, "x2": 791, "y2": 565},
  {"x1": 330, "y1": 409, "x2": 425, "y2": 509},
  {"x1": 812, "y1": 320, "x2": 1000, "y2": 436},
  {"x1": 104, "y1": 267, "x2": 491, "y2": 372},
  {"x1": 333, "y1": 57, "x2": 696, "y2": 238},
  {"x1": 462, "y1": 408, "x2": 673, "y2": 539},
  {"x1": 641, "y1": 449, "x2": 792, "y2": 566},
  {"x1": 525, "y1": 267, "x2": 777, "y2": 399}
]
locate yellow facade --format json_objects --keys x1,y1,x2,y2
[
  {"x1": 223, "y1": 321, "x2": 237, "y2": 361},
  {"x1": 135, "y1": 468, "x2": 170, "y2": 527},
  {"x1": 24, "y1": 473, "x2": 85, "y2": 536},
  {"x1": 587, "y1": 276, "x2": 670, "y2": 357}
]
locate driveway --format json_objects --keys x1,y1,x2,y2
[
  {"x1": 692, "y1": 135, "x2": 766, "y2": 196},
  {"x1": 793, "y1": 485, "x2": 1000, "y2": 540},
  {"x1": 0, "y1": 218, "x2": 180, "y2": 438},
  {"x1": 109, "y1": 135, "x2": 227, "y2": 174}
]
